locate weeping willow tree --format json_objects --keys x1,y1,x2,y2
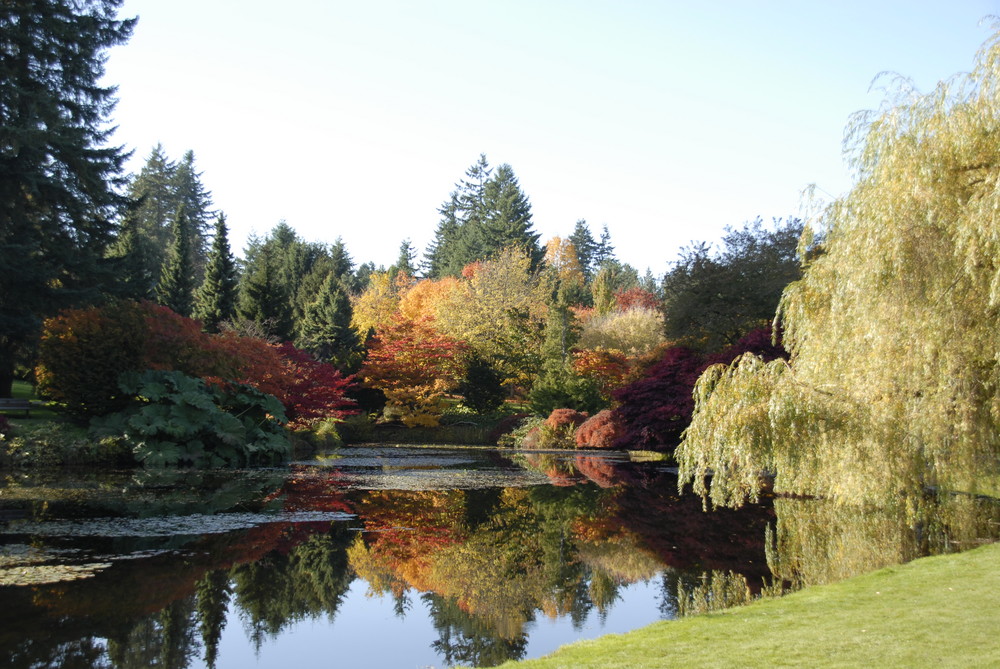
[{"x1": 678, "y1": 29, "x2": 1000, "y2": 507}]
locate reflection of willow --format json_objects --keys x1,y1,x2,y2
[{"x1": 766, "y1": 493, "x2": 1000, "y2": 589}]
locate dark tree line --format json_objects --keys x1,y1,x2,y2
[{"x1": 0, "y1": 0, "x2": 136, "y2": 397}]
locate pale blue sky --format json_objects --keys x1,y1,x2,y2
[{"x1": 104, "y1": 1, "x2": 998, "y2": 273}]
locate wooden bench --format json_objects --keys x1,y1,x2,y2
[{"x1": 0, "y1": 398, "x2": 33, "y2": 417}]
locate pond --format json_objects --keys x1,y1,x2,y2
[{"x1": 1, "y1": 445, "x2": 998, "y2": 668}]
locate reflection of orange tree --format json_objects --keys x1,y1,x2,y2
[
  {"x1": 348, "y1": 490, "x2": 467, "y2": 594},
  {"x1": 428, "y1": 488, "x2": 551, "y2": 639}
]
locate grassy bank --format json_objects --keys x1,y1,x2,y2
[{"x1": 497, "y1": 541, "x2": 1000, "y2": 669}]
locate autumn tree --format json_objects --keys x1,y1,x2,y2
[
  {"x1": 679, "y1": 33, "x2": 1000, "y2": 506},
  {"x1": 351, "y1": 271, "x2": 404, "y2": 337},
  {"x1": 0, "y1": 0, "x2": 135, "y2": 397},
  {"x1": 361, "y1": 317, "x2": 467, "y2": 426},
  {"x1": 434, "y1": 246, "x2": 548, "y2": 390}
]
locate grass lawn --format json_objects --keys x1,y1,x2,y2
[
  {"x1": 6, "y1": 379, "x2": 57, "y2": 420},
  {"x1": 497, "y1": 541, "x2": 1000, "y2": 669}
]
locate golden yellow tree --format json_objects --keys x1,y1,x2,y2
[
  {"x1": 350, "y1": 271, "x2": 401, "y2": 337},
  {"x1": 434, "y1": 246, "x2": 548, "y2": 389},
  {"x1": 678, "y1": 31, "x2": 1000, "y2": 506}
]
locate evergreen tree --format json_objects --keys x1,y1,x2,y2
[
  {"x1": 0, "y1": 0, "x2": 135, "y2": 396},
  {"x1": 156, "y1": 206, "x2": 196, "y2": 317},
  {"x1": 296, "y1": 273, "x2": 361, "y2": 370},
  {"x1": 328, "y1": 237, "x2": 355, "y2": 286},
  {"x1": 424, "y1": 155, "x2": 543, "y2": 277},
  {"x1": 390, "y1": 238, "x2": 417, "y2": 278},
  {"x1": 423, "y1": 193, "x2": 463, "y2": 278},
  {"x1": 593, "y1": 224, "x2": 616, "y2": 268},
  {"x1": 481, "y1": 164, "x2": 543, "y2": 269},
  {"x1": 124, "y1": 143, "x2": 175, "y2": 281},
  {"x1": 569, "y1": 219, "x2": 598, "y2": 282},
  {"x1": 194, "y1": 214, "x2": 239, "y2": 333},
  {"x1": 237, "y1": 243, "x2": 293, "y2": 341},
  {"x1": 109, "y1": 206, "x2": 157, "y2": 300},
  {"x1": 171, "y1": 149, "x2": 214, "y2": 277}
]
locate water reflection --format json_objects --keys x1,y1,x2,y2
[{"x1": 0, "y1": 447, "x2": 997, "y2": 668}]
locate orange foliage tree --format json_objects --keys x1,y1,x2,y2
[{"x1": 361, "y1": 316, "x2": 467, "y2": 426}]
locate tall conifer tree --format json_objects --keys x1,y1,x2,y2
[
  {"x1": 156, "y1": 206, "x2": 195, "y2": 317},
  {"x1": 0, "y1": 0, "x2": 135, "y2": 396},
  {"x1": 296, "y1": 273, "x2": 361, "y2": 370},
  {"x1": 194, "y1": 214, "x2": 238, "y2": 332}
]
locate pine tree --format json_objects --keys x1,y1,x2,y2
[
  {"x1": 569, "y1": 219, "x2": 598, "y2": 282},
  {"x1": 156, "y1": 206, "x2": 195, "y2": 317},
  {"x1": 194, "y1": 214, "x2": 238, "y2": 332},
  {"x1": 171, "y1": 149, "x2": 214, "y2": 278},
  {"x1": 125, "y1": 144, "x2": 176, "y2": 282},
  {"x1": 296, "y1": 273, "x2": 361, "y2": 370},
  {"x1": 390, "y1": 238, "x2": 417, "y2": 278},
  {"x1": 0, "y1": 0, "x2": 135, "y2": 396}
]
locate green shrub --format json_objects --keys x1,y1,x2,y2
[{"x1": 90, "y1": 370, "x2": 290, "y2": 467}]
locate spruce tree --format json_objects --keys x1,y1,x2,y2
[
  {"x1": 390, "y1": 238, "x2": 417, "y2": 278},
  {"x1": 194, "y1": 214, "x2": 239, "y2": 332},
  {"x1": 296, "y1": 273, "x2": 361, "y2": 370},
  {"x1": 593, "y1": 224, "x2": 616, "y2": 268},
  {"x1": 156, "y1": 206, "x2": 195, "y2": 317},
  {"x1": 481, "y1": 163, "x2": 543, "y2": 268},
  {"x1": 0, "y1": 0, "x2": 135, "y2": 396},
  {"x1": 236, "y1": 244, "x2": 293, "y2": 341},
  {"x1": 109, "y1": 206, "x2": 157, "y2": 300},
  {"x1": 424, "y1": 155, "x2": 543, "y2": 277},
  {"x1": 125, "y1": 144, "x2": 176, "y2": 283},
  {"x1": 171, "y1": 149, "x2": 214, "y2": 278},
  {"x1": 569, "y1": 219, "x2": 598, "y2": 282}
]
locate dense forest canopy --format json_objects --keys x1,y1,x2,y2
[{"x1": 678, "y1": 29, "x2": 1000, "y2": 506}]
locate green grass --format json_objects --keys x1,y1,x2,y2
[
  {"x1": 497, "y1": 542, "x2": 1000, "y2": 669},
  {"x1": 6, "y1": 379, "x2": 58, "y2": 419}
]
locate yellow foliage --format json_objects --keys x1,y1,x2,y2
[
  {"x1": 678, "y1": 31, "x2": 1000, "y2": 506},
  {"x1": 351, "y1": 271, "x2": 400, "y2": 336}
]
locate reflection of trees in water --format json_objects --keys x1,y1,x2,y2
[
  {"x1": 8, "y1": 459, "x2": 996, "y2": 669},
  {"x1": 195, "y1": 570, "x2": 230, "y2": 669},
  {"x1": 424, "y1": 593, "x2": 529, "y2": 668},
  {"x1": 230, "y1": 525, "x2": 355, "y2": 650},
  {"x1": 767, "y1": 493, "x2": 1000, "y2": 589}
]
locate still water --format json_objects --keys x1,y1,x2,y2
[{"x1": 1, "y1": 446, "x2": 997, "y2": 668}]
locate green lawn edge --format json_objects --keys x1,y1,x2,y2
[{"x1": 497, "y1": 541, "x2": 1000, "y2": 669}]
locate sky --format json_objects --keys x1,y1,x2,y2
[{"x1": 103, "y1": 1, "x2": 998, "y2": 274}]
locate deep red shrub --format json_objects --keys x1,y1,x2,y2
[
  {"x1": 273, "y1": 343, "x2": 359, "y2": 429},
  {"x1": 574, "y1": 409, "x2": 622, "y2": 449},
  {"x1": 610, "y1": 328, "x2": 788, "y2": 452}
]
